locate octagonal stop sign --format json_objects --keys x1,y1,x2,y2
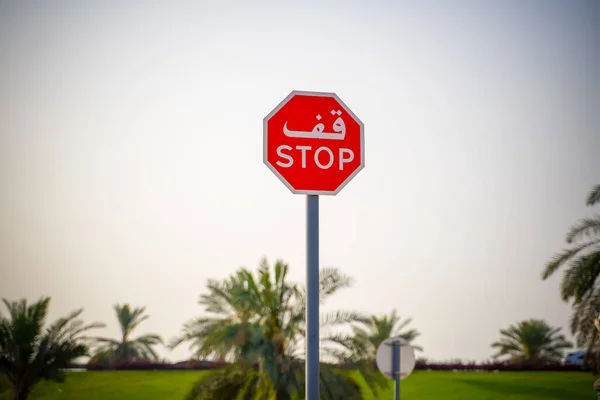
[{"x1": 263, "y1": 91, "x2": 364, "y2": 195}]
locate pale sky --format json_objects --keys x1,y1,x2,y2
[{"x1": 0, "y1": 0, "x2": 599, "y2": 363}]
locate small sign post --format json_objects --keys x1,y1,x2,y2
[
  {"x1": 392, "y1": 340, "x2": 401, "y2": 400},
  {"x1": 376, "y1": 338, "x2": 416, "y2": 400}
]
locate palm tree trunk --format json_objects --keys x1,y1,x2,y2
[
  {"x1": 275, "y1": 390, "x2": 291, "y2": 400},
  {"x1": 12, "y1": 387, "x2": 30, "y2": 400}
]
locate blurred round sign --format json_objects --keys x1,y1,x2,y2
[{"x1": 375, "y1": 338, "x2": 416, "y2": 380}]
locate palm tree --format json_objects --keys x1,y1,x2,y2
[
  {"x1": 491, "y1": 319, "x2": 573, "y2": 363},
  {"x1": 92, "y1": 304, "x2": 162, "y2": 363},
  {"x1": 329, "y1": 309, "x2": 422, "y2": 363},
  {"x1": 542, "y1": 184, "x2": 600, "y2": 366},
  {"x1": 169, "y1": 269, "x2": 268, "y2": 362},
  {"x1": 0, "y1": 297, "x2": 104, "y2": 400},
  {"x1": 170, "y1": 259, "x2": 365, "y2": 362},
  {"x1": 171, "y1": 257, "x2": 386, "y2": 400}
]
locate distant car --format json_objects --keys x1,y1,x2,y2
[{"x1": 564, "y1": 351, "x2": 586, "y2": 366}]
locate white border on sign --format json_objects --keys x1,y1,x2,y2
[{"x1": 263, "y1": 90, "x2": 365, "y2": 196}]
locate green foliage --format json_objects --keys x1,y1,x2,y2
[
  {"x1": 171, "y1": 257, "x2": 381, "y2": 399},
  {"x1": 0, "y1": 297, "x2": 103, "y2": 400},
  {"x1": 0, "y1": 374, "x2": 10, "y2": 398},
  {"x1": 184, "y1": 365, "x2": 263, "y2": 400},
  {"x1": 542, "y1": 184, "x2": 600, "y2": 369},
  {"x1": 92, "y1": 304, "x2": 163, "y2": 363},
  {"x1": 327, "y1": 309, "x2": 422, "y2": 363},
  {"x1": 491, "y1": 319, "x2": 573, "y2": 363}
]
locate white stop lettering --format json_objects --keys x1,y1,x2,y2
[{"x1": 276, "y1": 145, "x2": 354, "y2": 170}]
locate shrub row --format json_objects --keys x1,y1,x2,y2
[
  {"x1": 414, "y1": 359, "x2": 590, "y2": 372},
  {"x1": 77, "y1": 360, "x2": 229, "y2": 371}
]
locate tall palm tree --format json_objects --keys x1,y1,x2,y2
[
  {"x1": 171, "y1": 257, "x2": 386, "y2": 400},
  {"x1": 0, "y1": 297, "x2": 104, "y2": 400},
  {"x1": 330, "y1": 309, "x2": 422, "y2": 363},
  {"x1": 92, "y1": 304, "x2": 162, "y2": 363},
  {"x1": 491, "y1": 319, "x2": 573, "y2": 363},
  {"x1": 542, "y1": 184, "x2": 600, "y2": 365}
]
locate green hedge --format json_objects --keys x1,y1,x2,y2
[{"x1": 0, "y1": 374, "x2": 10, "y2": 400}]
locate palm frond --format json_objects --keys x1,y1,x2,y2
[
  {"x1": 542, "y1": 240, "x2": 600, "y2": 279},
  {"x1": 396, "y1": 329, "x2": 421, "y2": 345},
  {"x1": 320, "y1": 311, "x2": 369, "y2": 328},
  {"x1": 92, "y1": 337, "x2": 120, "y2": 345},
  {"x1": 566, "y1": 216, "x2": 600, "y2": 244},
  {"x1": 587, "y1": 184, "x2": 600, "y2": 207},
  {"x1": 132, "y1": 333, "x2": 163, "y2": 344},
  {"x1": 392, "y1": 316, "x2": 413, "y2": 332},
  {"x1": 560, "y1": 251, "x2": 600, "y2": 302},
  {"x1": 569, "y1": 283, "x2": 600, "y2": 344},
  {"x1": 319, "y1": 268, "x2": 354, "y2": 303}
]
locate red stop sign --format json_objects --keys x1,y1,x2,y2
[{"x1": 263, "y1": 91, "x2": 364, "y2": 195}]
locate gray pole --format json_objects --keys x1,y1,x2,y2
[
  {"x1": 306, "y1": 194, "x2": 320, "y2": 399},
  {"x1": 392, "y1": 340, "x2": 401, "y2": 400}
]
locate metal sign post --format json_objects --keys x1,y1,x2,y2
[
  {"x1": 392, "y1": 340, "x2": 401, "y2": 400},
  {"x1": 306, "y1": 194, "x2": 320, "y2": 399},
  {"x1": 375, "y1": 337, "x2": 415, "y2": 399}
]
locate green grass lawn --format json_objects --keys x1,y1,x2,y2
[{"x1": 3, "y1": 370, "x2": 592, "y2": 400}]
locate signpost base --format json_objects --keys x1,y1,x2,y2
[{"x1": 306, "y1": 195, "x2": 320, "y2": 400}]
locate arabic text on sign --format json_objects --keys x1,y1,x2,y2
[{"x1": 282, "y1": 112, "x2": 347, "y2": 140}]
